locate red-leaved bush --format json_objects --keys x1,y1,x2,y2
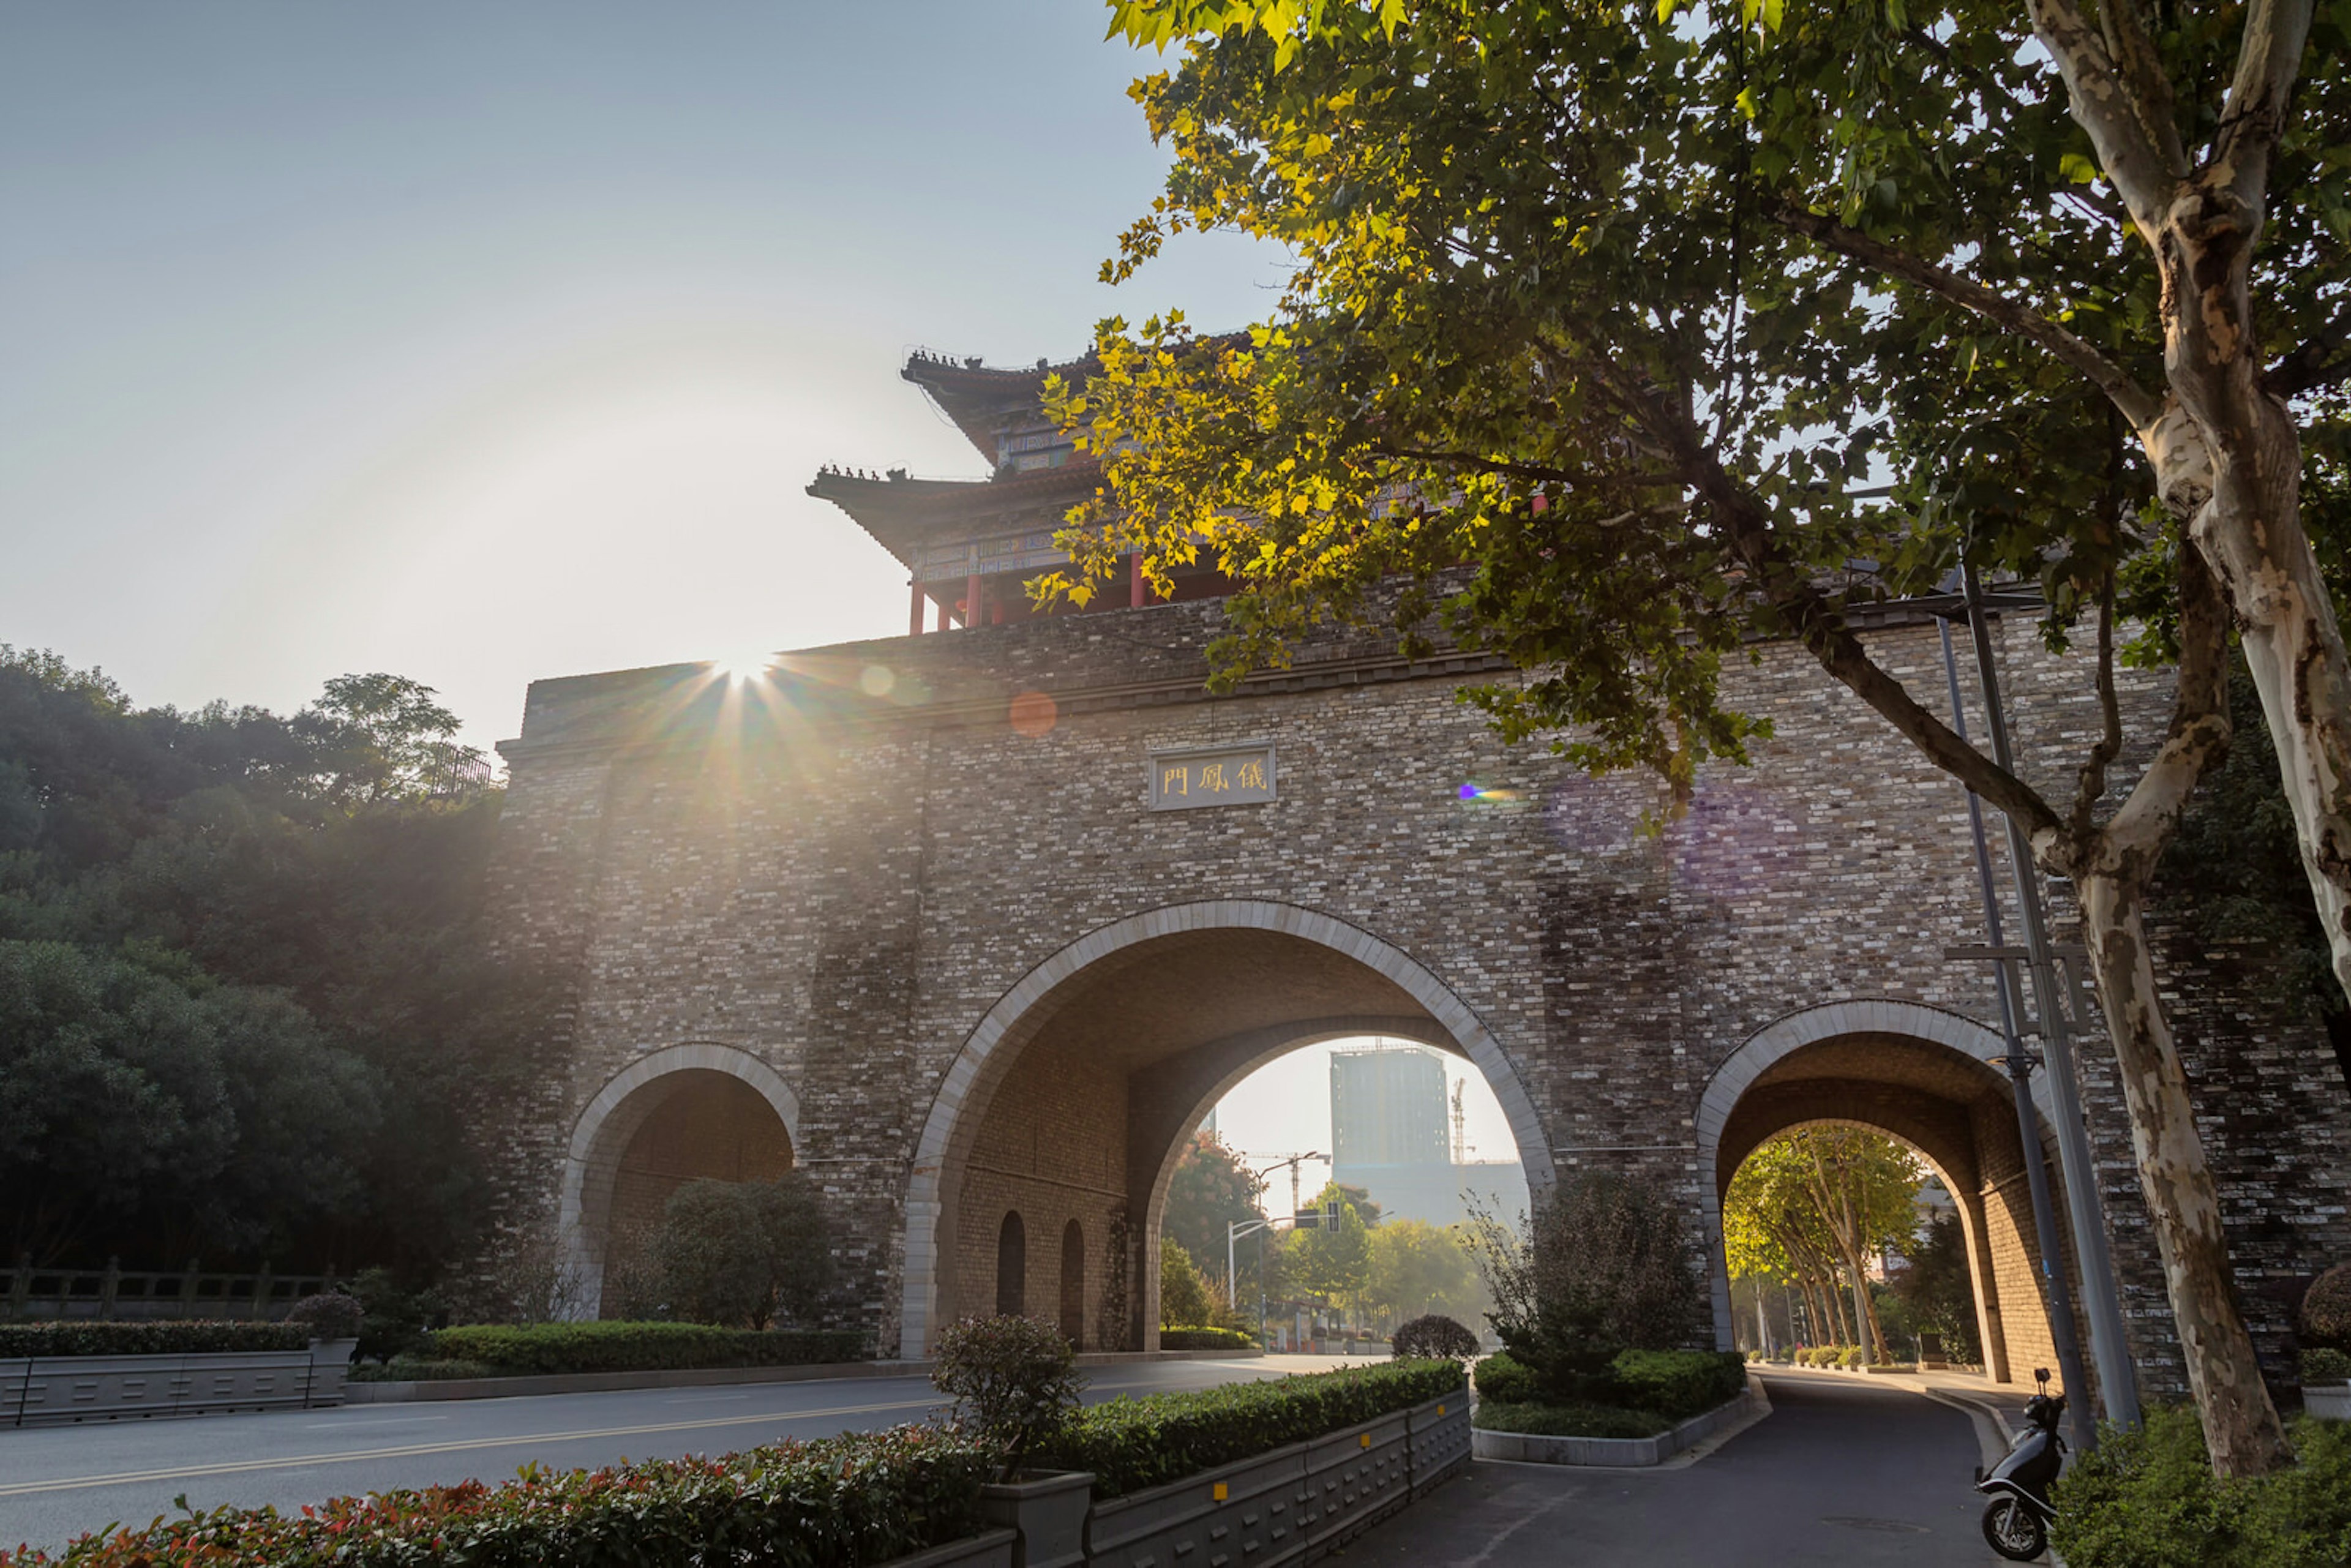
[{"x1": 1, "y1": 1425, "x2": 989, "y2": 1568}]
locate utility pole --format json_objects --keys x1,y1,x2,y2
[
  {"x1": 1940, "y1": 579, "x2": 2139, "y2": 1434},
  {"x1": 1229, "y1": 1152, "x2": 1324, "y2": 1348}
]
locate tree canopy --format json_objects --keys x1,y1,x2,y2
[
  {"x1": 0, "y1": 647, "x2": 546, "y2": 1281},
  {"x1": 1057, "y1": 0, "x2": 2349, "y2": 1473}
]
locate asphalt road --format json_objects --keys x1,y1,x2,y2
[
  {"x1": 1348, "y1": 1368, "x2": 2019, "y2": 1567},
  {"x1": 0, "y1": 1354, "x2": 1368, "y2": 1555}
]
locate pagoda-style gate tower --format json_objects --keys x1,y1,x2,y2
[{"x1": 483, "y1": 350, "x2": 2351, "y2": 1410}]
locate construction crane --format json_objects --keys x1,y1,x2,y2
[{"x1": 1450, "y1": 1080, "x2": 1468, "y2": 1163}]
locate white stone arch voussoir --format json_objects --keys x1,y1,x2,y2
[
  {"x1": 557, "y1": 1042, "x2": 803, "y2": 1321},
  {"x1": 899, "y1": 899, "x2": 1554, "y2": 1356},
  {"x1": 1694, "y1": 998, "x2": 2037, "y2": 1352}
]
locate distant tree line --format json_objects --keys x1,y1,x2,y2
[{"x1": 0, "y1": 648, "x2": 552, "y2": 1281}]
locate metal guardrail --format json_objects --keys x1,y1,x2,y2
[{"x1": 4, "y1": 1258, "x2": 339, "y2": 1322}]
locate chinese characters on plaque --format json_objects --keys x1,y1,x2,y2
[{"x1": 1149, "y1": 743, "x2": 1278, "y2": 811}]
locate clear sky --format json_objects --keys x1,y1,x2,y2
[
  {"x1": 1, "y1": 4, "x2": 1539, "y2": 1191},
  {"x1": 1, "y1": 2, "x2": 1286, "y2": 752}
]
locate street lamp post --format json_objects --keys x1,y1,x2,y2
[{"x1": 1228, "y1": 1152, "x2": 1322, "y2": 1350}]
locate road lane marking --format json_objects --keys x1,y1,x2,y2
[{"x1": 0, "y1": 1398, "x2": 936, "y2": 1498}]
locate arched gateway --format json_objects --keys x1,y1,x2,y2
[{"x1": 482, "y1": 349, "x2": 2351, "y2": 1392}]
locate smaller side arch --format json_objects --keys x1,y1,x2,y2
[
  {"x1": 557, "y1": 1043, "x2": 803, "y2": 1320},
  {"x1": 1695, "y1": 1000, "x2": 2038, "y2": 1357}
]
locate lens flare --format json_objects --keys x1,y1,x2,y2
[
  {"x1": 1008, "y1": 690, "x2": 1058, "y2": 738},
  {"x1": 859, "y1": 664, "x2": 896, "y2": 697},
  {"x1": 713, "y1": 650, "x2": 778, "y2": 684},
  {"x1": 1456, "y1": 782, "x2": 1520, "y2": 803}
]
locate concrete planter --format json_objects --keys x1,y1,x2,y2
[
  {"x1": 1472, "y1": 1384, "x2": 1758, "y2": 1468},
  {"x1": 879, "y1": 1528, "x2": 1018, "y2": 1568},
  {"x1": 1084, "y1": 1384, "x2": 1469, "y2": 1568},
  {"x1": 1300, "y1": 1407, "x2": 1414, "y2": 1552},
  {"x1": 2306, "y1": 1382, "x2": 2351, "y2": 1422},
  {"x1": 1086, "y1": 1442, "x2": 1310, "y2": 1568},
  {"x1": 980, "y1": 1470, "x2": 1094, "y2": 1568},
  {"x1": 0, "y1": 1340, "x2": 358, "y2": 1427}
]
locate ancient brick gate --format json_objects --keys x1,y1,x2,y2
[{"x1": 485, "y1": 593, "x2": 2351, "y2": 1405}]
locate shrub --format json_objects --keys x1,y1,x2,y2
[
  {"x1": 1160, "y1": 1326, "x2": 1258, "y2": 1351},
  {"x1": 429, "y1": 1321, "x2": 865, "y2": 1375},
  {"x1": 1474, "y1": 1349, "x2": 1540, "y2": 1405},
  {"x1": 1468, "y1": 1400, "x2": 1672, "y2": 1439},
  {"x1": 350, "y1": 1356, "x2": 500, "y2": 1382},
  {"x1": 932, "y1": 1315, "x2": 1087, "y2": 1480},
  {"x1": 2302, "y1": 1264, "x2": 2351, "y2": 1352},
  {"x1": 285, "y1": 1291, "x2": 364, "y2": 1340},
  {"x1": 1839, "y1": 1346, "x2": 1866, "y2": 1368},
  {"x1": 0, "y1": 1424, "x2": 991, "y2": 1568},
  {"x1": 0, "y1": 1321, "x2": 306, "y2": 1357},
  {"x1": 1608, "y1": 1349, "x2": 1748, "y2": 1420},
  {"x1": 1041, "y1": 1358, "x2": 1464, "y2": 1495},
  {"x1": 652, "y1": 1174, "x2": 833, "y2": 1329},
  {"x1": 349, "y1": 1267, "x2": 442, "y2": 1365},
  {"x1": 2302, "y1": 1346, "x2": 2351, "y2": 1384},
  {"x1": 1470, "y1": 1172, "x2": 1703, "y2": 1405},
  {"x1": 2053, "y1": 1405, "x2": 2351, "y2": 1567},
  {"x1": 1392, "y1": 1315, "x2": 1480, "y2": 1362}
]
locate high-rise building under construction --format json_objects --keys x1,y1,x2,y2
[{"x1": 1329, "y1": 1041, "x2": 1528, "y2": 1227}]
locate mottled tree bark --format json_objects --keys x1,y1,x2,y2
[
  {"x1": 2028, "y1": 0, "x2": 2351, "y2": 1021},
  {"x1": 2059, "y1": 552, "x2": 2293, "y2": 1474}
]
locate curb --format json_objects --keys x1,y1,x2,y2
[
  {"x1": 345, "y1": 1347, "x2": 1264, "y2": 1404},
  {"x1": 1469, "y1": 1381, "x2": 1764, "y2": 1468}
]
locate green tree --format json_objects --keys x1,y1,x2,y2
[
  {"x1": 1161, "y1": 1131, "x2": 1265, "y2": 1293},
  {"x1": 1365, "y1": 1218, "x2": 1482, "y2": 1329},
  {"x1": 650, "y1": 1174, "x2": 833, "y2": 1329},
  {"x1": 1725, "y1": 1131, "x2": 1924, "y2": 1360},
  {"x1": 1055, "y1": 0, "x2": 2350, "y2": 1471},
  {"x1": 1159, "y1": 1237, "x2": 1216, "y2": 1328},
  {"x1": 1285, "y1": 1180, "x2": 1372, "y2": 1313},
  {"x1": 0, "y1": 648, "x2": 550, "y2": 1280},
  {"x1": 1894, "y1": 1209, "x2": 1985, "y2": 1366}
]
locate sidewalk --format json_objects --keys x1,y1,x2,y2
[{"x1": 1351, "y1": 1368, "x2": 2008, "y2": 1566}]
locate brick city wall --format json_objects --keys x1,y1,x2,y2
[{"x1": 479, "y1": 591, "x2": 2351, "y2": 1392}]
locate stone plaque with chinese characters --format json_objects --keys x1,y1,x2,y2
[{"x1": 1149, "y1": 743, "x2": 1277, "y2": 811}]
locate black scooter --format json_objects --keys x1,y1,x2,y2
[{"x1": 1976, "y1": 1367, "x2": 2066, "y2": 1561}]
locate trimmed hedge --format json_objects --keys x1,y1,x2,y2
[
  {"x1": 1469, "y1": 1400, "x2": 1673, "y2": 1439},
  {"x1": 1472, "y1": 1348, "x2": 1743, "y2": 1422},
  {"x1": 0, "y1": 1321, "x2": 309, "y2": 1357},
  {"x1": 1474, "y1": 1350, "x2": 1539, "y2": 1404},
  {"x1": 1608, "y1": 1349, "x2": 1749, "y2": 1420},
  {"x1": 1158, "y1": 1326, "x2": 1258, "y2": 1351},
  {"x1": 2052, "y1": 1405, "x2": 2351, "y2": 1568},
  {"x1": 1040, "y1": 1357, "x2": 1464, "y2": 1496},
  {"x1": 427, "y1": 1321, "x2": 866, "y2": 1375},
  {"x1": 0, "y1": 1424, "x2": 989, "y2": 1568}
]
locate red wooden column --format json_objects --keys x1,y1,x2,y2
[
  {"x1": 909, "y1": 581, "x2": 925, "y2": 636},
  {"x1": 1130, "y1": 553, "x2": 1144, "y2": 608},
  {"x1": 964, "y1": 570, "x2": 983, "y2": 630}
]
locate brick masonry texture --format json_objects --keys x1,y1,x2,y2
[{"x1": 481, "y1": 590, "x2": 2351, "y2": 1403}]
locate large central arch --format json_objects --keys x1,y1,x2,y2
[{"x1": 900, "y1": 901, "x2": 1554, "y2": 1356}]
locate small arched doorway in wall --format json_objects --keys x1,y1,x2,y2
[
  {"x1": 1698, "y1": 1002, "x2": 2074, "y2": 1389},
  {"x1": 559, "y1": 1044, "x2": 802, "y2": 1319},
  {"x1": 1059, "y1": 1221, "x2": 1087, "y2": 1344},
  {"x1": 996, "y1": 1213, "x2": 1026, "y2": 1316},
  {"x1": 901, "y1": 901, "x2": 1554, "y2": 1356}
]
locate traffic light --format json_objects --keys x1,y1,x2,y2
[{"x1": 1324, "y1": 1198, "x2": 1341, "y2": 1229}]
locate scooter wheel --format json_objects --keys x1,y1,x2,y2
[{"x1": 1981, "y1": 1496, "x2": 2047, "y2": 1561}]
